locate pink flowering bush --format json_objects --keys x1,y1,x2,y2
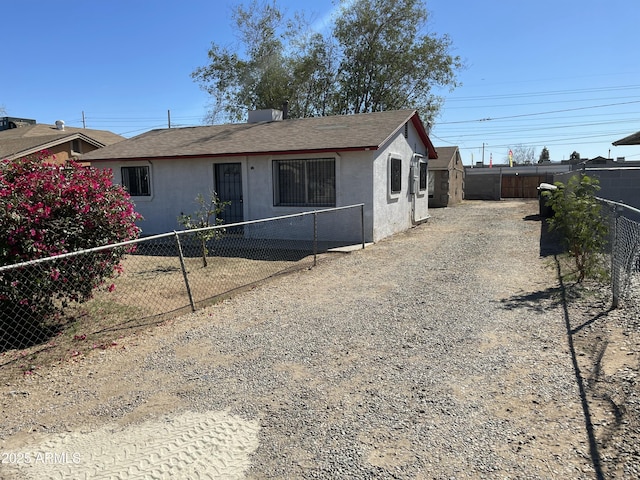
[{"x1": 0, "y1": 151, "x2": 141, "y2": 344}]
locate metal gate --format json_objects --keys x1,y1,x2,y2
[{"x1": 215, "y1": 163, "x2": 243, "y2": 227}]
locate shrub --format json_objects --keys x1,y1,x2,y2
[
  {"x1": 544, "y1": 174, "x2": 608, "y2": 282},
  {"x1": 178, "y1": 191, "x2": 229, "y2": 267},
  {"x1": 0, "y1": 151, "x2": 141, "y2": 343}
]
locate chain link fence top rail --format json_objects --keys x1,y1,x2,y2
[
  {"x1": 597, "y1": 198, "x2": 640, "y2": 307},
  {"x1": 0, "y1": 204, "x2": 364, "y2": 375}
]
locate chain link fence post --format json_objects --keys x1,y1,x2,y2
[
  {"x1": 597, "y1": 197, "x2": 640, "y2": 308},
  {"x1": 611, "y1": 205, "x2": 620, "y2": 309},
  {"x1": 313, "y1": 211, "x2": 318, "y2": 267},
  {"x1": 174, "y1": 231, "x2": 196, "y2": 312},
  {"x1": 361, "y1": 204, "x2": 365, "y2": 249}
]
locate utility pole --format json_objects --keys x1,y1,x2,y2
[
  {"x1": 482, "y1": 142, "x2": 486, "y2": 167},
  {"x1": 167, "y1": 110, "x2": 171, "y2": 128},
  {"x1": 82, "y1": 111, "x2": 86, "y2": 129}
]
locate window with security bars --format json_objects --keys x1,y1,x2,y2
[
  {"x1": 121, "y1": 166, "x2": 150, "y2": 196},
  {"x1": 419, "y1": 162, "x2": 428, "y2": 191},
  {"x1": 274, "y1": 158, "x2": 336, "y2": 207},
  {"x1": 390, "y1": 157, "x2": 402, "y2": 193}
]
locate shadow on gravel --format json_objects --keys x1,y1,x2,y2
[
  {"x1": 554, "y1": 255, "x2": 606, "y2": 480},
  {"x1": 500, "y1": 283, "x2": 587, "y2": 314},
  {"x1": 500, "y1": 287, "x2": 563, "y2": 313},
  {"x1": 509, "y1": 213, "x2": 607, "y2": 478}
]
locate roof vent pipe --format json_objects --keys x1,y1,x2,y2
[{"x1": 55, "y1": 120, "x2": 65, "y2": 131}]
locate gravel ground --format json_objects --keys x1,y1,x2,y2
[{"x1": 2, "y1": 199, "x2": 637, "y2": 479}]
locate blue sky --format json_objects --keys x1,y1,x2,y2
[{"x1": 2, "y1": 0, "x2": 639, "y2": 164}]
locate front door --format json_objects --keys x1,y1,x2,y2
[{"x1": 215, "y1": 163, "x2": 243, "y2": 228}]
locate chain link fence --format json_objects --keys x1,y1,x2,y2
[
  {"x1": 0, "y1": 204, "x2": 364, "y2": 375},
  {"x1": 597, "y1": 198, "x2": 640, "y2": 308}
]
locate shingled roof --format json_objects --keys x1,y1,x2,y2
[
  {"x1": 81, "y1": 109, "x2": 437, "y2": 162},
  {"x1": 430, "y1": 146, "x2": 459, "y2": 169},
  {"x1": 0, "y1": 123, "x2": 124, "y2": 160}
]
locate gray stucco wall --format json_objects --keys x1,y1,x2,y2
[
  {"x1": 372, "y1": 124, "x2": 430, "y2": 242},
  {"x1": 554, "y1": 169, "x2": 640, "y2": 210},
  {"x1": 464, "y1": 172, "x2": 501, "y2": 200}
]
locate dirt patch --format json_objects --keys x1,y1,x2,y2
[
  {"x1": 564, "y1": 278, "x2": 640, "y2": 478},
  {"x1": 0, "y1": 249, "x2": 316, "y2": 381},
  {"x1": 0, "y1": 200, "x2": 638, "y2": 478}
]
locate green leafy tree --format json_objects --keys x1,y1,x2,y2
[
  {"x1": 178, "y1": 192, "x2": 230, "y2": 267},
  {"x1": 539, "y1": 147, "x2": 550, "y2": 163},
  {"x1": 191, "y1": 1, "x2": 301, "y2": 123},
  {"x1": 191, "y1": 0, "x2": 463, "y2": 123},
  {"x1": 544, "y1": 175, "x2": 608, "y2": 282},
  {"x1": 332, "y1": 0, "x2": 461, "y2": 116}
]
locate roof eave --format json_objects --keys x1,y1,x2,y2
[
  {"x1": 410, "y1": 114, "x2": 438, "y2": 159},
  {"x1": 5, "y1": 132, "x2": 105, "y2": 160},
  {"x1": 86, "y1": 145, "x2": 382, "y2": 163},
  {"x1": 612, "y1": 131, "x2": 640, "y2": 146}
]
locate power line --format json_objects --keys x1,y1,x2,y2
[
  {"x1": 443, "y1": 84, "x2": 640, "y2": 102},
  {"x1": 437, "y1": 100, "x2": 640, "y2": 125}
]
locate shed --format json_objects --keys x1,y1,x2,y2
[{"x1": 429, "y1": 146, "x2": 465, "y2": 207}]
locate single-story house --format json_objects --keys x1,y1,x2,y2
[
  {"x1": 80, "y1": 109, "x2": 438, "y2": 244},
  {"x1": 429, "y1": 146, "x2": 465, "y2": 207},
  {"x1": 0, "y1": 118, "x2": 124, "y2": 165}
]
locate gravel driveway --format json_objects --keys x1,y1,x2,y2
[{"x1": 2, "y1": 200, "x2": 604, "y2": 479}]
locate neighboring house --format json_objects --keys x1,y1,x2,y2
[
  {"x1": 80, "y1": 109, "x2": 438, "y2": 244},
  {"x1": 0, "y1": 118, "x2": 124, "y2": 165},
  {"x1": 429, "y1": 146, "x2": 465, "y2": 207}
]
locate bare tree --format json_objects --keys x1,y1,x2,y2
[{"x1": 509, "y1": 144, "x2": 536, "y2": 165}]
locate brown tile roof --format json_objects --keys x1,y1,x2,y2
[
  {"x1": 0, "y1": 124, "x2": 124, "y2": 160},
  {"x1": 613, "y1": 130, "x2": 640, "y2": 146},
  {"x1": 81, "y1": 109, "x2": 437, "y2": 161}
]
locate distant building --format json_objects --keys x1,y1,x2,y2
[{"x1": 0, "y1": 116, "x2": 36, "y2": 131}]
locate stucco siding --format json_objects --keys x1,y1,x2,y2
[
  {"x1": 100, "y1": 153, "x2": 375, "y2": 243},
  {"x1": 372, "y1": 125, "x2": 429, "y2": 242},
  {"x1": 100, "y1": 158, "x2": 217, "y2": 235},
  {"x1": 96, "y1": 120, "x2": 431, "y2": 244},
  {"x1": 243, "y1": 152, "x2": 372, "y2": 243}
]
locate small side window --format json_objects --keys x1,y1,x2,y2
[
  {"x1": 419, "y1": 162, "x2": 428, "y2": 191},
  {"x1": 390, "y1": 157, "x2": 402, "y2": 194}
]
